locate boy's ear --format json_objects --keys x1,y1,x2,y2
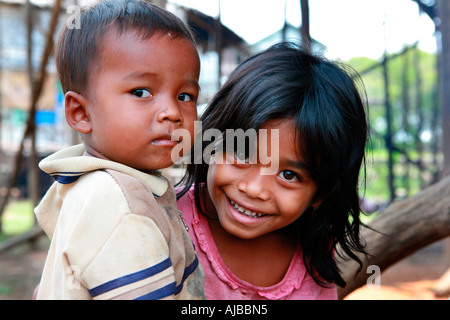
[{"x1": 64, "y1": 91, "x2": 92, "y2": 134}]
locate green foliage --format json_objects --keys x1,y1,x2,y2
[
  {"x1": 349, "y1": 49, "x2": 440, "y2": 205},
  {"x1": 348, "y1": 49, "x2": 438, "y2": 147}
]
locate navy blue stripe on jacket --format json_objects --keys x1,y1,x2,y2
[
  {"x1": 89, "y1": 258, "x2": 173, "y2": 298},
  {"x1": 88, "y1": 255, "x2": 200, "y2": 300}
]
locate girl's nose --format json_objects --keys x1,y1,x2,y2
[{"x1": 236, "y1": 169, "x2": 271, "y2": 201}]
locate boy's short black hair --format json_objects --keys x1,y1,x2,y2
[{"x1": 55, "y1": 0, "x2": 196, "y2": 94}]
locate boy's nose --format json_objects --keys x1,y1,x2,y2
[{"x1": 157, "y1": 98, "x2": 183, "y2": 124}]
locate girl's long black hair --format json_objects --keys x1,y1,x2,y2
[{"x1": 178, "y1": 43, "x2": 369, "y2": 288}]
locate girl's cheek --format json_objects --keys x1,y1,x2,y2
[
  {"x1": 274, "y1": 187, "x2": 308, "y2": 218},
  {"x1": 207, "y1": 163, "x2": 217, "y2": 187},
  {"x1": 208, "y1": 161, "x2": 232, "y2": 185}
]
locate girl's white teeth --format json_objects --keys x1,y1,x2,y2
[{"x1": 230, "y1": 199, "x2": 266, "y2": 218}]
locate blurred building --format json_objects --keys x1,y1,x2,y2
[
  {"x1": 0, "y1": 0, "x2": 70, "y2": 154},
  {"x1": 0, "y1": 0, "x2": 250, "y2": 154},
  {"x1": 0, "y1": 0, "x2": 321, "y2": 156},
  {"x1": 250, "y1": 22, "x2": 326, "y2": 55}
]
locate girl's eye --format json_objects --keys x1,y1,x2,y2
[
  {"x1": 234, "y1": 151, "x2": 250, "y2": 163},
  {"x1": 278, "y1": 170, "x2": 300, "y2": 182},
  {"x1": 131, "y1": 89, "x2": 151, "y2": 98},
  {"x1": 178, "y1": 93, "x2": 195, "y2": 102},
  {"x1": 178, "y1": 93, "x2": 192, "y2": 102}
]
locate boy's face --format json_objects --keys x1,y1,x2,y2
[{"x1": 81, "y1": 30, "x2": 200, "y2": 172}]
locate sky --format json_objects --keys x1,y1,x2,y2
[{"x1": 168, "y1": 0, "x2": 437, "y2": 61}]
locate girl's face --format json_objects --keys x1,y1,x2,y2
[{"x1": 206, "y1": 119, "x2": 321, "y2": 240}]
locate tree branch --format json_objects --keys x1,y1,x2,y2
[{"x1": 337, "y1": 175, "x2": 450, "y2": 299}]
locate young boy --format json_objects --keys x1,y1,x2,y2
[{"x1": 35, "y1": 0, "x2": 204, "y2": 300}]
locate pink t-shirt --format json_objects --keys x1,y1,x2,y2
[{"x1": 177, "y1": 188, "x2": 338, "y2": 300}]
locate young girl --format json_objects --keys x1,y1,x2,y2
[{"x1": 177, "y1": 43, "x2": 369, "y2": 300}]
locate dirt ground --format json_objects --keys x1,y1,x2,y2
[
  {"x1": 0, "y1": 236, "x2": 449, "y2": 300},
  {"x1": 0, "y1": 236, "x2": 49, "y2": 300}
]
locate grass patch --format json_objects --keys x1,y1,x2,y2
[
  {"x1": 0, "y1": 283, "x2": 12, "y2": 295},
  {"x1": 1, "y1": 200, "x2": 34, "y2": 238}
]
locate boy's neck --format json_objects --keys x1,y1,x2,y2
[{"x1": 83, "y1": 144, "x2": 109, "y2": 161}]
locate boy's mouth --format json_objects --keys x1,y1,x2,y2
[{"x1": 152, "y1": 134, "x2": 180, "y2": 146}]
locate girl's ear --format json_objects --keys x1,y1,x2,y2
[
  {"x1": 311, "y1": 194, "x2": 323, "y2": 209},
  {"x1": 64, "y1": 91, "x2": 92, "y2": 134}
]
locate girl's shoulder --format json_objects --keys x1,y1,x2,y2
[
  {"x1": 176, "y1": 185, "x2": 195, "y2": 207},
  {"x1": 176, "y1": 185, "x2": 198, "y2": 226}
]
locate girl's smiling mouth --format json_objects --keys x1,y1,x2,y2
[
  {"x1": 229, "y1": 198, "x2": 267, "y2": 218},
  {"x1": 226, "y1": 197, "x2": 270, "y2": 225}
]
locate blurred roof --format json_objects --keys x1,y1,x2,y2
[
  {"x1": 0, "y1": 0, "x2": 248, "y2": 53},
  {"x1": 251, "y1": 23, "x2": 326, "y2": 53},
  {"x1": 184, "y1": 7, "x2": 248, "y2": 53},
  {"x1": 0, "y1": 0, "x2": 51, "y2": 7},
  {"x1": 0, "y1": 0, "x2": 92, "y2": 7}
]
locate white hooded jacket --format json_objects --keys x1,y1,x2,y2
[{"x1": 35, "y1": 144, "x2": 204, "y2": 300}]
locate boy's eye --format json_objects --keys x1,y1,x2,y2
[
  {"x1": 131, "y1": 89, "x2": 151, "y2": 98},
  {"x1": 178, "y1": 93, "x2": 194, "y2": 102},
  {"x1": 278, "y1": 170, "x2": 299, "y2": 182}
]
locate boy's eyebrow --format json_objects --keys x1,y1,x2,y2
[
  {"x1": 121, "y1": 71, "x2": 200, "y2": 90},
  {"x1": 121, "y1": 71, "x2": 156, "y2": 82}
]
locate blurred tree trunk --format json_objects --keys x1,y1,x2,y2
[
  {"x1": 413, "y1": 47, "x2": 425, "y2": 186},
  {"x1": 434, "y1": 0, "x2": 450, "y2": 298},
  {"x1": 0, "y1": 3, "x2": 3, "y2": 149},
  {"x1": 401, "y1": 48, "x2": 411, "y2": 194},
  {"x1": 300, "y1": 0, "x2": 311, "y2": 52},
  {"x1": 25, "y1": 0, "x2": 39, "y2": 224},
  {"x1": 215, "y1": 0, "x2": 222, "y2": 89},
  {"x1": 0, "y1": 0, "x2": 62, "y2": 232},
  {"x1": 382, "y1": 50, "x2": 396, "y2": 201},
  {"x1": 337, "y1": 175, "x2": 450, "y2": 299},
  {"x1": 438, "y1": 0, "x2": 450, "y2": 177}
]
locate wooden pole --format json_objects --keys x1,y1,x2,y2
[
  {"x1": 215, "y1": 0, "x2": 222, "y2": 89},
  {"x1": 300, "y1": 0, "x2": 311, "y2": 52},
  {"x1": 0, "y1": 2, "x2": 3, "y2": 149},
  {"x1": 382, "y1": 52, "x2": 396, "y2": 202},
  {"x1": 438, "y1": 0, "x2": 450, "y2": 178},
  {"x1": 401, "y1": 47, "x2": 411, "y2": 194},
  {"x1": 25, "y1": 0, "x2": 40, "y2": 227}
]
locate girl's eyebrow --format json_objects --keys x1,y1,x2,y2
[
  {"x1": 186, "y1": 77, "x2": 201, "y2": 91},
  {"x1": 283, "y1": 158, "x2": 309, "y2": 171}
]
